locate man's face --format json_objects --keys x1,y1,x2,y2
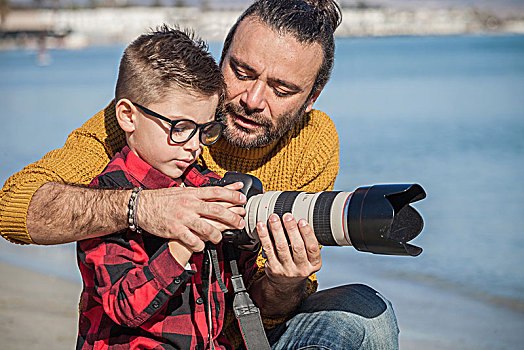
[{"x1": 220, "y1": 18, "x2": 324, "y2": 149}]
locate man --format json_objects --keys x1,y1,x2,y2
[{"x1": 0, "y1": 0, "x2": 399, "y2": 348}]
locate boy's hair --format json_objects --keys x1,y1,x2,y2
[
  {"x1": 220, "y1": 0, "x2": 341, "y2": 100},
  {"x1": 116, "y1": 25, "x2": 226, "y2": 107}
]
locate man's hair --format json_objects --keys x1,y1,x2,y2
[
  {"x1": 116, "y1": 25, "x2": 225, "y2": 107},
  {"x1": 220, "y1": 0, "x2": 341, "y2": 99}
]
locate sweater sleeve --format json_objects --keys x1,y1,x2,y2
[{"x1": 0, "y1": 101, "x2": 125, "y2": 244}]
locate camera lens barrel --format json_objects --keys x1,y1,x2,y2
[
  {"x1": 244, "y1": 186, "x2": 425, "y2": 256},
  {"x1": 245, "y1": 190, "x2": 354, "y2": 246},
  {"x1": 217, "y1": 172, "x2": 425, "y2": 256}
]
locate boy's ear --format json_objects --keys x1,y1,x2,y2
[
  {"x1": 115, "y1": 99, "x2": 137, "y2": 133},
  {"x1": 305, "y1": 90, "x2": 322, "y2": 113}
]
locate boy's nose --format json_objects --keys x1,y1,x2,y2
[{"x1": 183, "y1": 131, "x2": 201, "y2": 151}]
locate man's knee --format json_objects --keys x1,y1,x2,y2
[
  {"x1": 299, "y1": 284, "x2": 388, "y2": 316},
  {"x1": 295, "y1": 284, "x2": 399, "y2": 349}
]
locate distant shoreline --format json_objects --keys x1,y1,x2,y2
[{"x1": 1, "y1": 6, "x2": 524, "y2": 51}]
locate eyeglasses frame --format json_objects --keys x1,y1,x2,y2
[{"x1": 132, "y1": 102, "x2": 224, "y2": 146}]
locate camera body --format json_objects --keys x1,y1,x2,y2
[{"x1": 211, "y1": 172, "x2": 426, "y2": 256}]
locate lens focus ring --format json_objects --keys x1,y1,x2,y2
[
  {"x1": 273, "y1": 191, "x2": 301, "y2": 218},
  {"x1": 313, "y1": 192, "x2": 340, "y2": 246}
]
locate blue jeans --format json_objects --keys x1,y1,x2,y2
[{"x1": 266, "y1": 284, "x2": 399, "y2": 350}]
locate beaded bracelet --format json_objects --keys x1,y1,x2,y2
[{"x1": 128, "y1": 187, "x2": 143, "y2": 233}]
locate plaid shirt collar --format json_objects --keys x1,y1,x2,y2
[{"x1": 119, "y1": 145, "x2": 215, "y2": 190}]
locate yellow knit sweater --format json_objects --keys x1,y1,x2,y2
[
  {"x1": 0, "y1": 101, "x2": 339, "y2": 243},
  {"x1": 0, "y1": 100, "x2": 339, "y2": 346}
]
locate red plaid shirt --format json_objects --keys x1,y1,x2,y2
[{"x1": 76, "y1": 146, "x2": 258, "y2": 349}]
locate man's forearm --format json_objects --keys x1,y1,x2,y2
[
  {"x1": 27, "y1": 183, "x2": 129, "y2": 245},
  {"x1": 249, "y1": 274, "x2": 307, "y2": 318}
]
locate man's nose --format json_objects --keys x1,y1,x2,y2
[{"x1": 241, "y1": 80, "x2": 267, "y2": 113}]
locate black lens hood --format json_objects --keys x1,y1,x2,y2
[{"x1": 347, "y1": 184, "x2": 426, "y2": 256}]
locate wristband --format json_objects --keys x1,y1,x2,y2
[{"x1": 128, "y1": 187, "x2": 143, "y2": 233}]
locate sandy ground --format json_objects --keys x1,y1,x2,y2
[
  {"x1": 1, "y1": 261, "x2": 523, "y2": 349},
  {"x1": 0, "y1": 263, "x2": 81, "y2": 349}
]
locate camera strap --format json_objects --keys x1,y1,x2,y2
[{"x1": 227, "y1": 250, "x2": 271, "y2": 350}]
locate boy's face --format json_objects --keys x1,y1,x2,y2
[{"x1": 125, "y1": 89, "x2": 219, "y2": 180}]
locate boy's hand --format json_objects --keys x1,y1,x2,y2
[
  {"x1": 137, "y1": 182, "x2": 247, "y2": 252},
  {"x1": 167, "y1": 240, "x2": 193, "y2": 267}
]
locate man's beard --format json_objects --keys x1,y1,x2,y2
[{"x1": 219, "y1": 101, "x2": 308, "y2": 149}]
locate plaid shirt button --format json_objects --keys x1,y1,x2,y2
[
  {"x1": 196, "y1": 297, "x2": 204, "y2": 305},
  {"x1": 174, "y1": 277, "x2": 181, "y2": 284},
  {"x1": 152, "y1": 301, "x2": 160, "y2": 309}
]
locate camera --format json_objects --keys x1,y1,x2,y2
[{"x1": 212, "y1": 172, "x2": 426, "y2": 257}]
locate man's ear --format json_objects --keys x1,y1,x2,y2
[
  {"x1": 305, "y1": 90, "x2": 322, "y2": 113},
  {"x1": 115, "y1": 99, "x2": 136, "y2": 133}
]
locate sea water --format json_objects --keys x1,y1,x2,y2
[{"x1": 0, "y1": 35, "x2": 523, "y2": 306}]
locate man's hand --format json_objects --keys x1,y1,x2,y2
[
  {"x1": 249, "y1": 213, "x2": 322, "y2": 317},
  {"x1": 139, "y1": 182, "x2": 246, "y2": 252},
  {"x1": 27, "y1": 182, "x2": 246, "y2": 247},
  {"x1": 259, "y1": 213, "x2": 322, "y2": 284}
]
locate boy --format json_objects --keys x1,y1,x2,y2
[{"x1": 76, "y1": 26, "x2": 258, "y2": 349}]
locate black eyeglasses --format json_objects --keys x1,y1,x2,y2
[{"x1": 132, "y1": 102, "x2": 224, "y2": 146}]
